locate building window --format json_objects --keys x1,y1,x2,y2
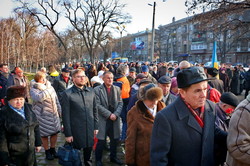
[
  {"x1": 248, "y1": 41, "x2": 250, "y2": 51},
  {"x1": 237, "y1": 42, "x2": 241, "y2": 52}
]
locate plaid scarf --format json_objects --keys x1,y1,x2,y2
[{"x1": 180, "y1": 95, "x2": 205, "y2": 128}]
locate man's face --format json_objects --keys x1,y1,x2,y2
[
  {"x1": 142, "y1": 71, "x2": 149, "y2": 76},
  {"x1": 158, "y1": 83, "x2": 171, "y2": 96},
  {"x1": 129, "y1": 72, "x2": 136, "y2": 78},
  {"x1": 103, "y1": 73, "x2": 113, "y2": 87},
  {"x1": 180, "y1": 81, "x2": 208, "y2": 109},
  {"x1": 16, "y1": 71, "x2": 23, "y2": 77},
  {"x1": 8, "y1": 97, "x2": 25, "y2": 110},
  {"x1": 73, "y1": 71, "x2": 86, "y2": 87},
  {"x1": 62, "y1": 72, "x2": 70, "y2": 78},
  {"x1": 0, "y1": 65, "x2": 9, "y2": 73}
]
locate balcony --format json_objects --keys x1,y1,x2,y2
[{"x1": 192, "y1": 37, "x2": 206, "y2": 43}]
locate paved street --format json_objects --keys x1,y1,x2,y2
[{"x1": 36, "y1": 91, "x2": 247, "y2": 166}]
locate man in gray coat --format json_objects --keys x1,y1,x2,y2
[
  {"x1": 61, "y1": 69, "x2": 98, "y2": 166},
  {"x1": 94, "y1": 71, "x2": 123, "y2": 166},
  {"x1": 151, "y1": 66, "x2": 217, "y2": 166}
]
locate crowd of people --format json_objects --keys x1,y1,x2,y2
[{"x1": 0, "y1": 60, "x2": 250, "y2": 166}]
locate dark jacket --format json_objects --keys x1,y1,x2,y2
[
  {"x1": 209, "y1": 78, "x2": 224, "y2": 94},
  {"x1": 61, "y1": 85, "x2": 98, "y2": 149},
  {"x1": 0, "y1": 73, "x2": 12, "y2": 99},
  {"x1": 0, "y1": 103, "x2": 42, "y2": 166},
  {"x1": 52, "y1": 74, "x2": 73, "y2": 102},
  {"x1": 230, "y1": 70, "x2": 241, "y2": 95},
  {"x1": 126, "y1": 100, "x2": 165, "y2": 166},
  {"x1": 150, "y1": 97, "x2": 216, "y2": 166}
]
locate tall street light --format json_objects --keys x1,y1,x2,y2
[
  {"x1": 148, "y1": 2, "x2": 156, "y2": 62},
  {"x1": 116, "y1": 25, "x2": 126, "y2": 58},
  {"x1": 148, "y1": 0, "x2": 166, "y2": 62}
]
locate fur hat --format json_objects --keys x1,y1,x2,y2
[
  {"x1": 220, "y1": 92, "x2": 239, "y2": 108},
  {"x1": 145, "y1": 87, "x2": 163, "y2": 101},
  {"x1": 6, "y1": 86, "x2": 26, "y2": 101},
  {"x1": 207, "y1": 67, "x2": 219, "y2": 77}
]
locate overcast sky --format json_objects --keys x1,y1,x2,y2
[{"x1": 0, "y1": 0, "x2": 190, "y2": 36}]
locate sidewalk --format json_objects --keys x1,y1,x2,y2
[{"x1": 36, "y1": 132, "x2": 126, "y2": 166}]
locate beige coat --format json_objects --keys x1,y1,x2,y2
[{"x1": 226, "y1": 94, "x2": 250, "y2": 166}]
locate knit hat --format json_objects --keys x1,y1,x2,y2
[
  {"x1": 220, "y1": 92, "x2": 239, "y2": 108},
  {"x1": 141, "y1": 65, "x2": 149, "y2": 72},
  {"x1": 6, "y1": 86, "x2": 26, "y2": 101}
]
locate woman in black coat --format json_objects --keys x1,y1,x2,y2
[
  {"x1": 230, "y1": 67, "x2": 241, "y2": 95},
  {"x1": 0, "y1": 86, "x2": 42, "y2": 166}
]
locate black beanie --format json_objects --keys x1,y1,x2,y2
[
  {"x1": 6, "y1": 86, "x2": 26, "y2": 101},
  {"x1": 220, "y1": 92, "x2": 239, "y2": 108}
]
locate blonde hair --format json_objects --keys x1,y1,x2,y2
[{"x1": 34, "y1": 71, "x2": 46, "y2": 82}]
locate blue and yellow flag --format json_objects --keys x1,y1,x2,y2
[{"x1": 212, "y1": 41, "x2": 219, "y2": 69}]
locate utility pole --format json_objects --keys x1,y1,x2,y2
[{"x1": 150, "y1": 2, "x2": 156, "y2": 62}]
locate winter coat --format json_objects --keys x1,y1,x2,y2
[
  {"x1": 30, "y1": 81, "x2": 61, "y2": 137},
  {"x1": 226, "y1": 94, "x2": 250, "y2": 166},
  {"x1": 0, "y1": 73, "x2": 12, "y2": 99},
  {"x1": 150, "y1": 96, "x2": 217, "y2": 166},
  {"x1": 220, "y1": 73, "x2": 230, "y2": 92},
  {"x1": 126, "y1": 100, "x2": 165, "y2": 166},
  {"x1": 209, "y1": 78, "x2": 225, "y2": 94},
  {"x1": 163, "y1": 93, "x2": 177, "y2": 107},
  {"x1": 0, "y1": 103, "x2": 42, "y2": 166},
  {"x1": 214, "y1": 103, "x2": 230, "y2": 166},
  {"x1": 230, "y1": 70, "x2": 241, "y2": 95},
  {"x1": 61, "y1": 85, "x2": 98, "y2": 149},
  {"x1": 52, "y1": 74, "x2": 73, "y2": 102},
  {"x1": 94, "y1": 84, "x2": 123, "y2": 140}
]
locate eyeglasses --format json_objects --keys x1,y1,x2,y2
[{"x1": 75, "y1": 75, "x2": 86, "y2": 78}]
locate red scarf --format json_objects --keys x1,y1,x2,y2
[
  {"x1": 62, "y1": 75, "x2": 69, "y2": 84},
  {"x1": 181, "y1": 95, "x2": 205, "y2": 128}
]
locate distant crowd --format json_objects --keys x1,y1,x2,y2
[{"x1": 0, "y1": 60, "x2": 250, "y2": 166}]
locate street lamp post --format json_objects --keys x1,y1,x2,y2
[
  {"x1": 148, "y1": 2, "x2": 156, "y2": 62},
  {"x1": 149, "y1": 1, "x2": 166, "y2": 62},
  {"x1": 116, "y1": 25, "x2": 126, "y2": 59}
]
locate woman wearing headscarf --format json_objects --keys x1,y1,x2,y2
[
  {"x1": 30, "y1": 71, "x2": 61, "y2": 160},
  {"x1": 125, "y1": 83, "x2": 165, "y2": 166}
]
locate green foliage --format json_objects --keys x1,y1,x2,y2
[{"x1": 24, "y1": 73, "x2": 35, "y2": 81}]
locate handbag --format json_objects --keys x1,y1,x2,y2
[{"x1": 57, "y1": 142, "x2": 82, "y2": 166}]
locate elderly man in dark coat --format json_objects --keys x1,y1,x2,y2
[
  {"x1": 52, "y1": 67, "x2": 73, "y2": 102},
  {"x1": 94, "y1": 71, "x2": 123, "y2": 166},
  {"x1": 150, "y1": 66, "x2": 218, "y2": 166},
  {"x1": 157, "y1": 75, "x2": 177, "y2": 107},
  {"x1": 61, "y1": 69, "x2": 98, "y2": 166}
]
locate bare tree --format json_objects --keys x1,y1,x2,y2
[
  {"x1": 15, "y1": 0, "x2": 69, "y2": 63},
  {"x1": 63, "y1": 0, "x2": 131, "y2": 63},
  {"x1": 185, "y1": 0, "x2": 250, "y2": 62}
]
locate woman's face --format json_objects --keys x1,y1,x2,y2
[
  {"x1": 144, "y1": 99, "x2": 159, "y2": 109},
  {"x1": 8, "y1": 97, "x2": 25, "y2": 109}
]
